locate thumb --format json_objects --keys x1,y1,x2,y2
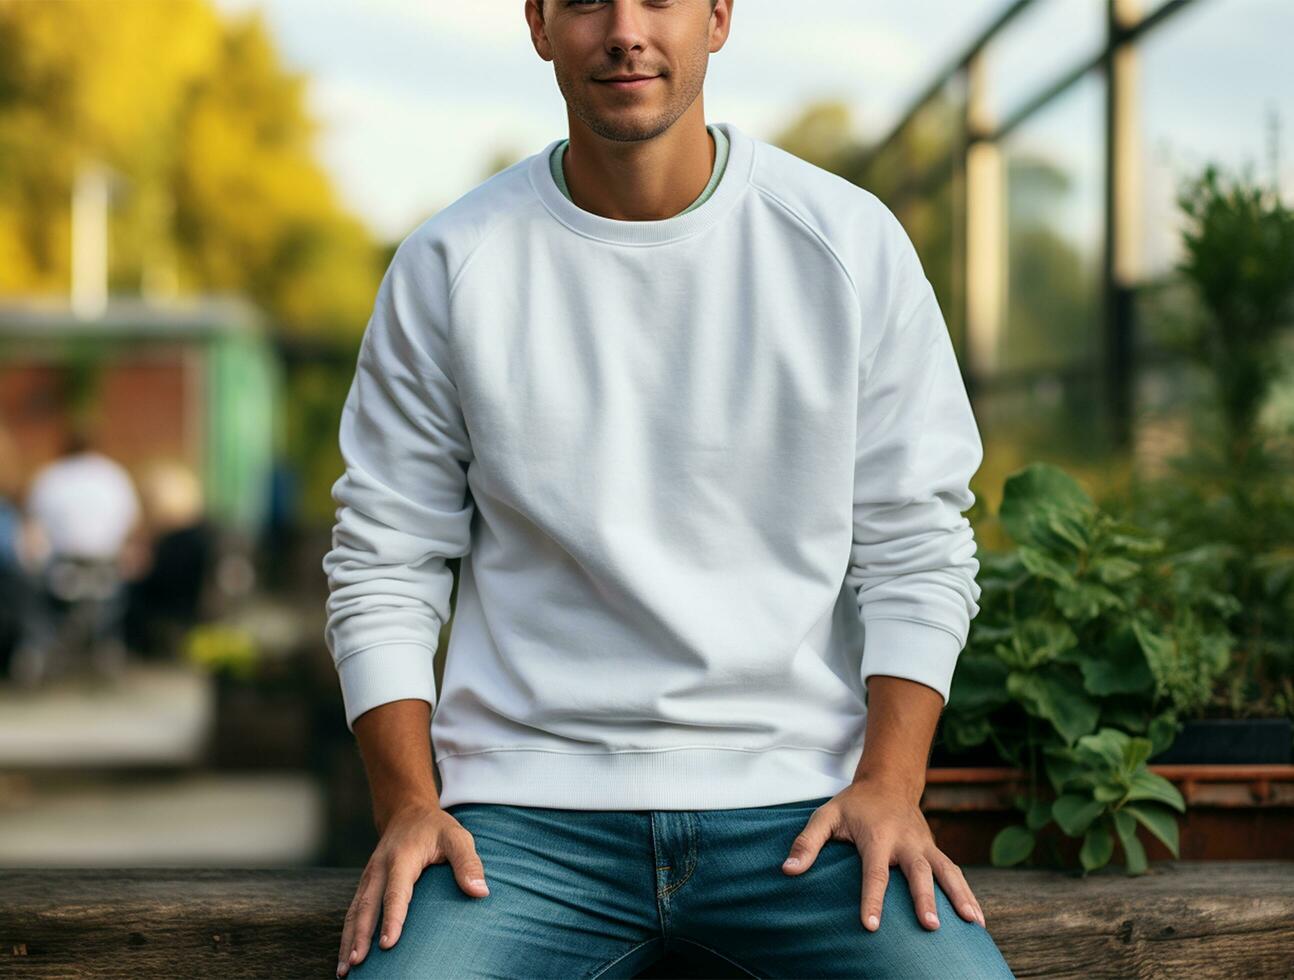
[
  {"x1": 782, "y1": 806, "x2": 836, "y2": 875},
  {"x1": 445, "y1": 830, "x2": 491, "y2": 898}
]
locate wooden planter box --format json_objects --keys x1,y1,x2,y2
[
  {"x1": 921, "y1": 764, "x2": 1294, "y2": 864},
  {"x1": 925, "y1": 714, "x2": 1294, "y2": 862}
]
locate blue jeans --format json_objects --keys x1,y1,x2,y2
[{"x1": 349, "y1": 795, "x2": 1017, "y2": 979}]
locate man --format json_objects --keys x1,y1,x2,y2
[
  {"x1": 15, "y1": 422, "x2": 144, "y2": 683},
  {"x1": 325, "y1": 1, "x2": 1016, "y2": 976}
]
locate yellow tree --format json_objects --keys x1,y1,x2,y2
[
  {"x1": 171, "y1": 7, "x2": 379, "y2": 337},
  {"x1": 0, "y1": 0, "x2": 380, "y2": 339},
  {"x1": 0, "y1": 0, "x2": 214, "y2": 292}
]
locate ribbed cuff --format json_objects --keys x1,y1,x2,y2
[
  {"x1": 860, "y1": 617, "x2": 964, "y2": 706},
  {"x1": 336, "y1": 642, "x2": 438, "y2": 733}
]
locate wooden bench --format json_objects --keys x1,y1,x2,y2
[{"x1": 3, "y1": 861, "x2": 1292, "y2": 977}]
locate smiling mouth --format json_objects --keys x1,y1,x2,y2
[{"x1": 596, "y1": 76, "x2": 660, "y2": 90}]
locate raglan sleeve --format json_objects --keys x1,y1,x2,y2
[
  {"x1": 321, "y1": 234, "x2": 475, "y2": 733},
  {"x1": 845, "y1": 207, "x2": 984, "y2": 707}
]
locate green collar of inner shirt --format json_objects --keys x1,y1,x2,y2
[{"x1": 549, "y1": 123, "x2": 730, "y2": 218}]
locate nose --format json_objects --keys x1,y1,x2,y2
[{"x1": 602, "y1": 2, "x2": 649, "y2": 60}]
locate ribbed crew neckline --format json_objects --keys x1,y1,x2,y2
[
  {"x1": 527, "y1": 120, "x2": 754, "y2": 246},
  {"x1": 549, "y1": 123, "x2": 730, "y2": 218}
]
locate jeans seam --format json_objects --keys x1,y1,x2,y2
[
  {"x1": 660, "y1": 815, "x2": 698, "y2": 899},
  {"x1": 586, "y1": 937, "x2": 660, "y2": 980},
  {"x1": 671, "y1": 937, "x2": 760, "y2": 979}
]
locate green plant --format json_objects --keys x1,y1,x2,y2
[
  {"x1": 182, "y1": 622, "x2": 259, "y2": 680},
  {"x1": 1109, "y1": 161, "x2": 1294, "y2": 720},
  {"x1": 990, "y1": 727, "x2": 1185, "y2": 875},
  {"x1": 946, "y1": 462, "x2": 1239, "y2": 874},
  {"x1": 1114, "y1": 461, "x2": 1294, "y2": 720},
  {"x1": 1173, "y1": 161, "x2": 1294, "y2": 464}
]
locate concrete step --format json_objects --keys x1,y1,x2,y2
[
  {"x1": 0, "y1": 771, "x2": 325, "y2": 867},
  {"x1": 0, "y1": 662, "x2": 214, "y2": 768}
]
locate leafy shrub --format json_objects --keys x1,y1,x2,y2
[
  {"x1": 1111, "y1": 162, "x2": 1294, "y2": 719},
  {"x1": 945, "y1": 462, "x2": 1239, "y2": 873},
  {"x1": 1173, "y1": 162, "x2": 1294, "y2": 460},
  {"x1": 990, "y1": 727, "x2": 1184, "y2": 875}
]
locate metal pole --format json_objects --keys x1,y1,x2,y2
[
  {"x1": 1103, "y1": 0, "x2": 1144, "y2": 452},
  {"x1": 964, "y1": 53, "x2": 1005, "y2": 387}
]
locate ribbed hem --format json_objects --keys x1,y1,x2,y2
[
  {"x1": 336, "y1": 642, "x2": 438, "y2": 733},
  {"x1": 860, "y1": 617, "x2": 964, "y2": 706},
  {"x1": 527, "y1": 120, "x2": 755, "y2": 246},
  {"x1": 433, "y1": 743, "x2": 864, "y2": 810}
]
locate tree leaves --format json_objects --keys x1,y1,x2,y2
[{"x1": 0, "y1": 0, "x2": 381, "y2": 335}]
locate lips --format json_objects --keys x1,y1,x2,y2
[{"x1": 597, "y1": 75, "x2": 659, "y2": 90}]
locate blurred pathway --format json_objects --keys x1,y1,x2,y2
[
  {"x1": 0, "y1": 662, "x2": 213, "y2": 767},
  {"x1": 0, "y1": 662, "x2": 326, "y2": 866}
]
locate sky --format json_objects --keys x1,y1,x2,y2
[{"x1": 209, "y1": 0, "x2": 1293, "y2": 278}]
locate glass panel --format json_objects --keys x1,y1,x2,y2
[
  {"x1": 983, "y1": 0, "x2": 1106, "y2": 127},
  {"x1": 970, "y1": 370, "x2": 1121, "y2": 548},
  {"x1": 850, "y1": 78, "x2": 964, "y2": 354},
  {"x1": 998, "y1": 70, "x2": 1105, "y2": 375},
  {"x1": 1137, "y1": 0, "x2": 1294, "y2": 284},
  {"x1": 1132, "y1": 0, "x2": 1294, "y2": 478}
]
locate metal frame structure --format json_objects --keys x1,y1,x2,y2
[{"x1": 856, "y1": 0, "x2": 1204, "y2": 451}]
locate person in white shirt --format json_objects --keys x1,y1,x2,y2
[
  {"x1": 328, "y1": 2, "x2": 1015, "y2": 977},
  {"x1": 25, "y1": 434, "x2": 141, "y2": 563},
  {"x1": 13, "y1": 425, "x2": 143, "y2": 684}
]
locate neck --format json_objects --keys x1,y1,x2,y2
[{"x1": 562, "y1": 114, "x2": 715, "y2": 221}]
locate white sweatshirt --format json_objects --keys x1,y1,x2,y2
[{"x1": 322, "y1": 120, "x2": 984, "y2": 810}]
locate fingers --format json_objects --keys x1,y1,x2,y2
[
  {"x1": 897, "y1": 852, "x2": 939, "y2": 930},
  {"x1": 782, "y1": 807, "x2": 835, "y2": 875},
  {"x1": 934, "y1": 853, "x2": 986, "y2": 928},
  {"x1": 376, "y1": 854, "x2": 422, "y2": 950},
  {"x1": 446, "y1": 827, "x2": 491, "y2": 897},
  {"x1": 858, "y1": 843, "x2": 891, "y2": 932},
  {"x1": 338, "y1": 863, "x2": 387, "y2": 978},
  {"x1": 335, "y1": 817, "x2": 489, "y2": 977}
]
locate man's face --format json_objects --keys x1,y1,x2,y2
[{"x1": 531, "y1": 0, "x2": 725, "y2": 143}]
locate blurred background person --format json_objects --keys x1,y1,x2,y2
[
  {"x1": 123, "y1": 458, "x2": 218, "y2": 661},
  {"x1": 0, "y1": 421, "x2": 30, "y2": 681},
  {"x1": 11, "y1": 420, "x2": 146, "y2": 686}
]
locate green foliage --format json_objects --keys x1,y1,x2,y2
[
  {"x1": 947, "y1": 461, "x2": 1237, "y2": 874},
  {"x1": 990, "y1": 727, "x2": 1186, "y2": 876},
  {"x1": 951, "y1": 160, "x2": 1294, "y2": 875},
  {"x1": 1174, "y1": 162, "x2": 1294, "y2": 459},
  {"x1": 1114, "y1": 161, "x2": 1294, "y2": 720},
  {"x1": 183, "y1": 622, "x2": 259, "y2": 680},
  {"x1": 284, "y1": 355, "x2": 359, "y2": 525},
  {"x1": 0, "y1": 0, "x2": 383, "y2": 339}
]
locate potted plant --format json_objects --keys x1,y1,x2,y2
[
  {"x1": 922, "y1": 160, "x2": 1294, "y2": 868},
  {"x1": 924, "y1": 461, "x2": 1294, "y2": 868}
]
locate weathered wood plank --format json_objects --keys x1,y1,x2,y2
[{"x1": 1, "y1": 862, "x2": 1291, "y2": 978}]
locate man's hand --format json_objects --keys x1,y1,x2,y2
[
  {"x1": 336, "y1": 797, "x2": 490, "y2": 978},
  {"x1": 779, "y1": 777, "x2": 986, "y2": 933}
]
